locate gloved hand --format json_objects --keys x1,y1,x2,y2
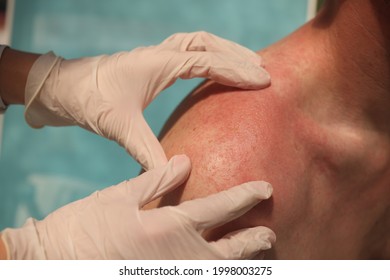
[
  {"x1": 24, "y1": 31, "x2": 270, "y2": 170},
  {"x1": 1, "y1": 155, "x2": 275, "y2": 260}
]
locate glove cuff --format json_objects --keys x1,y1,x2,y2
[
  {"x1": 1, "y1": 218, "x2": 46, "y2": 260},
  {"x1": 24, "y1": 51, "x2": 62, "y2": 128}
]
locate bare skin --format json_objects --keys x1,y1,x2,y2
[
  {"x1": 0, "y1": 47, "x2": 39, "y2": 105},
  {"x1": 146, "y1": 0, "x2": 390, "y2": 259}
]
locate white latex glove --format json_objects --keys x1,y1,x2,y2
[
  {"x1": 1, "y1": 155, "x2": 275, "y2": 260},
  {"x1": 24, "y1": 31, "x2": 270, "y2": 170}
]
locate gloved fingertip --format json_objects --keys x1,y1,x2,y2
[
  {"x1": 237, "y1": 66, "x2": 270, "y2": 90},
  {"x1": 260, "y1": 68, "x2": 271, "y2": 83},
  {"x1": 252, "y1": 227, "x2": 276, "y2": 251},
  {"x1": 245, "y1": 181, "x2": 273, "y2": 199},
  {"x1": 253, "y1": 67, "x2": 271, "y2": 88},
  {"x1": 269, "y1": 232, "x2": 277, "y2": 245},
  {"x1": 169, "y1": 154, "x2": 192, "y2": 177},
  {"x1": 258, "y1": 56, "x2": 265, "y2": 67},
  {"x1": 225, "y1": 227, "x2": 275, "y2": 259},
  {"x1": 265, "y1": 182, "x2": 274, "y2": 198},
  {"x1": 265, "y1": 228, "x2": 277, "y2": 245}
]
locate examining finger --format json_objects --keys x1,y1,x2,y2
[
  {"x1": 210, "y1": 226, "x2": 276, "y2": 260},
  {"x1": 196, "y1": 52, "x2": 270, "y2": 89},
  {"x1": 125, "y1": 154, "x2": 191, "y2": 207},
  {"x1": 176, "y1": 181, "x2": 273, "y2": 231},
  {"x1": 167, "y1": 52, "x2": 270, "y2": 90},
  {"x1": 159, "y1": 32, "x2": 262, "y2": 65},
  {"x1": 159, "y1": 32, "x2": 206, "y2": 52},
  {"x1": 193, "y1": 31, "x2": 262, "y2": 64}
]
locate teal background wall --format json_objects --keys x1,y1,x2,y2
[{"x1": 0, "y1": 0, "x2": 307, "y2": 229}]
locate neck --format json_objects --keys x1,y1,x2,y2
[
  {"x1": 313, "y1": 1, "x2": 390, "y2": 258},
  {"x1": 312, "y1": 0, "x2": 390, "y2": 129},
  {"x1": 262, "y1": 0, "x2": 390, "y2": 130},
  {"x1": 258, "y1": 0, "x2": 390, "y2": 258}
]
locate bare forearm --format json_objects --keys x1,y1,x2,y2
[{"x1": 0, "y1": 47, "x2": 40, "y2": 105}]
